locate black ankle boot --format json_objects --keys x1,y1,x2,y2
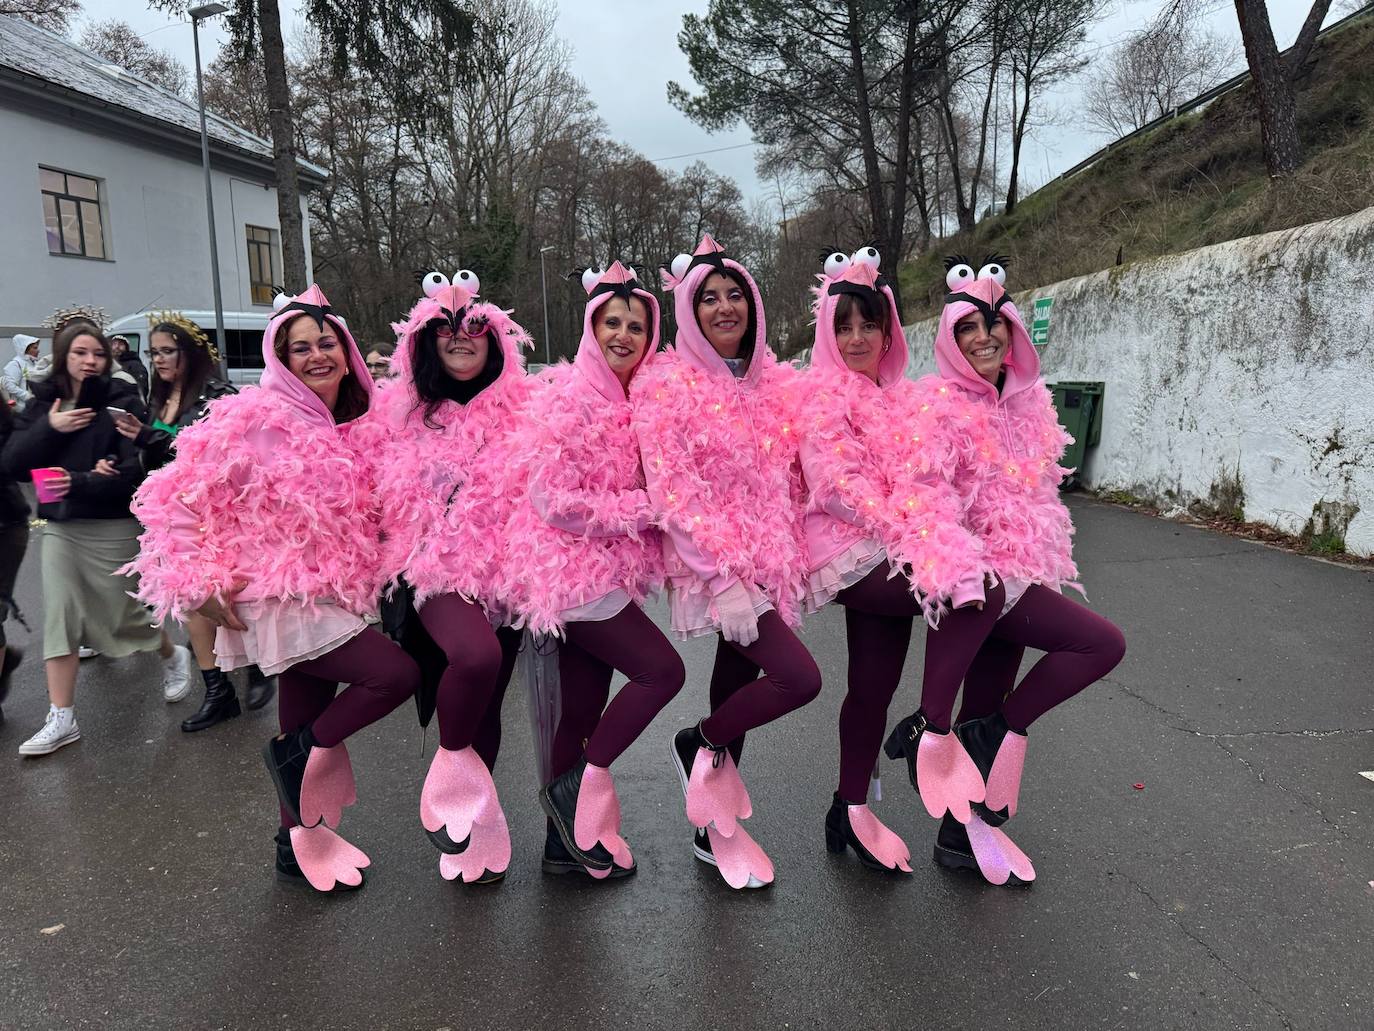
[
  {"x1": 245, "y1": 665, "x2": 277, "y2": 711},
  {"x1": 932, "y1": 814, "x2": 1031, "y2": 888},
  {"x1": 263, "y1": 724, "x2": 317, "y2": 826},
  {"x1": 542, "y1": 818, "x2": 635, "y2": 878},
  {"x1": 882, "y1": 709, "x2": 951, "y2": 794},
  {"x1": 672, "y1": 721, "x2": 729, "y2": 796},
  {"x1": 955, "y1": 711, "x2": 1021, "y2": 827},
  {"x1": 274, "y1": 826, "x2": 363, "y2": 891},
  {"x1": 538, "y1": 759, "x2": 613, "y2": 871},
  {"x1": 181, "y1": 668, "x2": 241, "y2": 733},
  {"x1": 824, "y1": 792, "x2": 907, "y2": 873}
]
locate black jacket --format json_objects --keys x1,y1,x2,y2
[
  {"x1": 0, "y1": 402, "x2": 31, "y2": 527},
  {"x1": 134, "y1": 378, "x2": 236, "y2": 470},
  {"x1": 1, "y1": 377, "x2": 148, "y2": 522},
  {"x1": 116, "y1": 353, "x2": 150, "y2": 401}
]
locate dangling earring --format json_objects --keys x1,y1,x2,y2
[{"x1": 881, "y1": 341, "x2": 891, "y2": 354}]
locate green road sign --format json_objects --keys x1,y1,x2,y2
[{"x1": 1030, "y1": 296, "x2": 1052, "y2": 346}]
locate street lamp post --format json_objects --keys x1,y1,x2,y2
[
  {"x1": 539, "y1": 244, "x2": 555, "y2": 366},
  {"x1": 189, "y1": 2, "x2": 229, "y2": 377}
]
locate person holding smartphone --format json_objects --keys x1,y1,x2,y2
[
  {"x1": 1, "y1": 320, "x2": 192, "y2": 756},
  {"x1": 112, "y1": 313, "x2": 276, "y2": 731}
]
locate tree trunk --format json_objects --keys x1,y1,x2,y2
[
  {"x1": 258, "y1": 0, "x2": 308, "y2": 289},
  {"x1": 843, "y1": 1, "x2": 894, "y2": 276},
  {"x1": 1234, "y1": 0, "x2": 1305, "y2": 177},
  {"x1": 1004, "y1": 59, "x2": 1032, "y2": 215}
]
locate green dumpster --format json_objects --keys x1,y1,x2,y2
[{"x1": 1048, "y1": 381, "x2": 1104, "y2": 489}]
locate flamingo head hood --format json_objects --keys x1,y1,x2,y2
[
  {"x1": 388, "y1": 268, "x2": 531, "y2": 391},
  {"x1": 573, "y1": 260, "x2": 661, "y2": 403},
  {"x1": 660, "y1": 233, "x2": 768, "y2": 385},
  {"x1": 261, "y1": 284, "x2": 373, "y2": 425},
  {"x1": 809, "y1": 245, "x2": 907, "y2": 387},
  {"x1": 934, "y1": 254, "x2": 1038, "y2": 400}
]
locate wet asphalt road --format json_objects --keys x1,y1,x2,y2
[{"x1": 1, "y1": 496, "x2": 1372, "y2": 1031}]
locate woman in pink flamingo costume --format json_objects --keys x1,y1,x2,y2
[
  {"x1": 883, "y1": 257, "x2": 1126, "y2": 886},
  {"x1": 632, "y1": 233, "x2": 821, "y2": 890},
  {"x1": 799, "y1": 246, "x2": 1009, "y2": 876},
  {"x1": 503, "y1": 261, "x2": 684, "y2": 879},
  {"x1": 353, "y1": 270, "x2": 533, "y2": 886},
  {"x1": 128, "y1": 285, "x2": 420, "y2": 893}
]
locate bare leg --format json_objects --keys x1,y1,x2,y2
[{"x1": 45, "y1": 653, "x2": 79, "y2": 708}]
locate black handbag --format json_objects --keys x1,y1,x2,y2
[{"x1": 379, "y1": 578, "x2": 446, "y2": 730}]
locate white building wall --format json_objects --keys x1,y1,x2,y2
[
  {"x1": 0, "y1": 104, "x2": 310, "y2": 339},
  {"x1": 903, "y1": 205, "x2": 1374, "y2": 557}
]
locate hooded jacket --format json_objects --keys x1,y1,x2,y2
[
  {"x1": 501, "y1": 263, "x2": 666, "y2": 636},
  {"x1": 3, "y1": 336, "x2": 46, "y2": 405},
  {"x1": 351, "y1": 273, "x2": 533, "y2": 614},
  {"x1": 798, "y1": 252, "x2": 987, "y2": 622},
  {"x1": 126, "y1": 285, "x2": 386, "y2": 623},
  {"x1": 925, "y1": 274, "x2": 1078, "y2": 592},
  {"x1": 630, "y1": 234, "x2": 808, "y2": 632}
]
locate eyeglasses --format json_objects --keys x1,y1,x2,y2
[{"x1": 366, "y1": 361, "x2": 390, "y2": 372}]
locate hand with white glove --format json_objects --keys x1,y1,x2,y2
[{"x1": 715, "y1": 581, "x2": 760, "y2": 648}]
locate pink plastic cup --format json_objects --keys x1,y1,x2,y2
[{"x1": 30, "y1": 467, "x2": 65, "y2": 503}]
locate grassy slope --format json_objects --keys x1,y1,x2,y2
[{"x1": 898, "y1": 13, "x2": 1374, "y2": 319}]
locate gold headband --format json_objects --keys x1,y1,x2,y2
[
  {"x1": 44, "y1": 304, "x2": 107, "y2": 334},
  {"x1": 147, "y1": 311, "x2": 221, "y2": 364}
]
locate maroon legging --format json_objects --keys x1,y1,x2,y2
[
  {"x1": 955, "y1": 584, "x2": 1126, "y2": 732},
  {"x1": 548, "y1": 603, "x2": 686, "y2": 780},
  {"x1": 832, "y1": 561, "x2": 1006, "y2": 802},
  {"x1": 473, "y1": 625, "x2": 522, "y2": 771},
  {"x1": 700, "y1": 608, "x2": 822, "y2": 761},
  {"x1": 277, "y1": 626, "x2": 421, "y2": 827},
  {"x1": 418, "y1": 592, "x2": 514, "y2": 754}
]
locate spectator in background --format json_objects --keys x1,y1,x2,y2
[
  {"x1": 3, "y1": 335, "x2": 48, "y2": 407},
  {"x1": 109, "y1": 335, "x2": 150, "y2": 402},
  {"x1": 365, "y1": 342, "x2": 396, "y2": 382},
  {"x1": 2, "y1": 321, "x2": 192, "y2": 757}
]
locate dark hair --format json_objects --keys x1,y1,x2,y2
[
  {"x1": 272, "y1": 314, "x2": 370, "y2": 424},
  {"x1": 368, "y1": 341, "x2": 396, "y2": 358},
  {"x1": 693, "y1": 267, "x2": 756, "y2": 364},
  {"x1": 148, "y1": 321, "x2": 215, "y2": 422},
  {"x1": 833, "y1": 291, "x2": 891, "y2": 335},
  {"x1": 409, "y1": 321, "x2": 503, "y2": 429},
  {"x1": 49, "y1": 321, "x2": 110, "y2": 401}
]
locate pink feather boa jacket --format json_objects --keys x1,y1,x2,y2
[
  {"x1": 350, "y1": 282, "x2": 534, "y2": 614},
  {"x1": 632, "y1": 239, "x2": 808, "y2": 631},
  {"x1": 928, "y1": 276, "x2": 1079, "y2": 591},
  {"x1": 799, "y1": 256, "x2": 988, "y2": 624},
  {"x1": 126, "y1": 289, "x2": 385, "y2": 622},
  {"x1": 500, "y1": 273, "x2": 666, "y2": 635}
]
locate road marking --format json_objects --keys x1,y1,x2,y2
[{"x1": 1358, "y1": 771, "x2": 1374, "y2": 783}]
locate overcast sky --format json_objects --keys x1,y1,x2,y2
[{"x1": 85, "y1": 0, "x2": 1342, "y2": 214}]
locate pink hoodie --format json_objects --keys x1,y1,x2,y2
[
  {"x1": 799, "y1": 251, "x2": 988, "y2": 623},
  {"x1": 500, "y1": 263, "x2": 667, "y2": 636},
  {"x1": 128, "y1": 285, "x2": 386, "y2": 622},
  {"x1": 925, "y1": 273, "x2": 1078, "y2": 592},
  {"x1": 630, "y1": 234, "x2": 808, "y2": 634},
  {"x1": 351, "y1": 272, "x2": 534, "y2": 614}
]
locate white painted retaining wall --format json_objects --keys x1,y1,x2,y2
[{"x1": 902, "y1": 205, "x2": 1374, "y2": 556}]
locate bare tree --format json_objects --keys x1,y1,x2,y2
[
  {"x1": 1004, "y1": 0, "x2": 1102, "y2": 214},
  {"x1": 1230, "y1": 0, "x2": 1332, "y2": 176},
  {"x1": 1081, "y1": 7, "x2": 1237, "y2": 138},
  {"x1": 202, "y1": 43, "x2": 272, "y2": 140},
  {"x1": 0, "y1": 0, "x2": 80, "y2": 34},
  {"x1": 78, "y1": 18, "x2": 189, "y2": 96}
]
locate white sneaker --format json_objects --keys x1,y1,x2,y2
[
  {"x1": 77, "y1": 646, "x2": 99, "y2": 659},
  {"x1": 161, "y1": 644, "x2": 193, "y2": 702},
  {"x1": 19, "y1": 708, "x2": 81, "y2": 756}
]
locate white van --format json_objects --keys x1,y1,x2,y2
[{"x1": 105, "y1": 309, "x2": 271, "y2": 385}]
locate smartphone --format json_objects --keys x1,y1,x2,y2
[
  {"x1": 106, "y1": 406, "x2": 130, "y2": 418},
  {"x1": 75, "y1": 376, "x2": 111, "y2": 412}
]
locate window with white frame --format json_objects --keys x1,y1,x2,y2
[{"x1": 40, "y1": 167, "x2": 106, "y2": 259}]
